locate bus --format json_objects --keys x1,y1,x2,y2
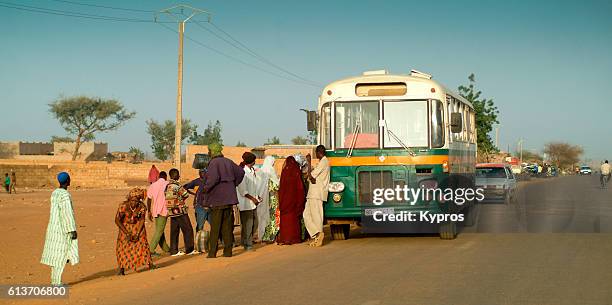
[{"x1": 306, "y1": 69, "x2": 477, "y2": 240}]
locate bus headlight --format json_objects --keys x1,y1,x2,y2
[
  {"x1": 328, "y1": 182, "x2": 345, "y2": 193},
  {"x1": 332, "y1": 193, "x2": 342, "y2": 203}
]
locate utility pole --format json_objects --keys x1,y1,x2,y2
[
  {"x1": 156, "y1": 5, "x2": 211, "y2": 171},
  {"x1": 518, "y1": 138, "x2": 524, "y2": 164},
  {"x1": 494, "y1": 125, "x2": 501, "y2": 150}
]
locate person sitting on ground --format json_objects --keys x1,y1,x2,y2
[
  {"x1": 166, "y1": 168, "x2": 196, "y2": 256},
  {"x1": 115, "y1": 187, "x2": 155, "y2": 275}
]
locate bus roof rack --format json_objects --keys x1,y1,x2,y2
[
  {"x1": 362, "y1": 69, "x2": 388, "y2": 76},
  {"x1": 410, "y1": 69, "x2": 432, "y2": 79}
]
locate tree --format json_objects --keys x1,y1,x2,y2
[
  {"x1": 515, "y1": 150, "x2": 542, "y2": 163},
  {"x1": 544, "y1": 142, "x2": 583, "y2": 170},
  {"x1": 49, "y1": 96, "x2": 135, "y2": 160},
  {"x1": 458, "y1": 74, "x2": 499, "y2": 160},
  {"x1": 50, "y1": 136, "x2": 74, "y2": 143},
  {"x1": 190, "y1": 120, "x2": 223, "y2": 146},
  {"x1": 128, "y1": 147, "x2": 145, "y2": 163},
  {"x1": 291, "y1": 136, "x2": 308, "y2": 145},
  {"x1": 236, "y1": 141, "x2": 247, "y2": 147},
  {"x1": 265, "y1": 136, "x2": 281, "y2": 145},
  {"x1": 146, "y1": 119, "x2": 196, "y2": 161}
]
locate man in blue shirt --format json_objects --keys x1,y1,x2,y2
[{"x1": 184, "y1": 168, "x2": 209, "y2": 231}]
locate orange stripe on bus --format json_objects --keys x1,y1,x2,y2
[{"x1": 328, "y1": 155, "x2": 449, "y2": 166}]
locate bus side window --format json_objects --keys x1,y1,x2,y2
[
  {"x1": 459, "y1": 103, "x2": 464, "y2": 141},
  {"x1": 463, "y1": 105, "x2": 470, "y2": 143},
  {"x1": 448, "y1": 101, "x2": 453, "y2": 142},
  {"x1": 470, "y1": 110, "x2": 476, "y2": 144},
  {"x1": 431, "y1": 100, "x2": 444, "y2": 148}
]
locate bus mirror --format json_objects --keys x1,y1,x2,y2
[
  {"x1": 306, "y1": 111, "x2": 317, "y2": 131},
  {"x1": 450, "y1": 112, "x2": 462, "y2": 133}
]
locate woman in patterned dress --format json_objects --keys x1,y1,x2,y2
[
  {"x1": 257, "y1": 156, "x2": 281, "y2": 242},
  {"x1": 115, "y1": 188, "x2": 154, "y2": 275}
]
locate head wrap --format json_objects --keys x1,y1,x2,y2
[
  {"x1": 278, "y1": 156, "x2": 305, "y2": 220},
  {"x1": 57, "y1": 172, "x2": 70, "y2": 184},
  {"x1": 127, "y1": 187, "x2": 146, "y2": 202},
  {"x1": 260, "y1": 156, "x2": 280, "y2": 185},
  {"x1": 242, "y1": 152, "x2": 256, "y2": 165},
  {"x1": 208, "y1": 143, "x2": 223, "y2": 158}
]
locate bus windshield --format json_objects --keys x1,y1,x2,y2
[
  {"x1": 383, "y1": 100, "x2": 428, "y2": 148},
  {"x1": 332, "y1": 100, "x2": 431, "y2": 149},
  {"x1": 335, "y1": 101, "x2": 379, "y2": 148}
]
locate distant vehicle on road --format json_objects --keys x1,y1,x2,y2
[
  {"x1": 579, "y1": 166, "x2": 592, "y2": 175},
  {"x1": 476, "y1": 163, "x2": 517, "y2": 204}
]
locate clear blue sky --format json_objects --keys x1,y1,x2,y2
[{"x1": 1, "y1": 0, "x2": 611, "y2": 161}]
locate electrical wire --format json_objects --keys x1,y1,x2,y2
[
  {"x1": 0, "y1": 1, "x2": 157, "y2": 22},
  {"x1": 190, "y1": 19, "x2": 321, "y2": 87},
  {"x1": 45, "y1": 0, "x2": 155, "y2": 13},
  {"x1": 210, "y1": 21, "x2": 321, "y2": 86},
  {"x1": 157, "y1": 23, "x2": 320, "y2": 88},
  {"x1": 0, "y1": 1, "x2": 321, "y2": 88}
]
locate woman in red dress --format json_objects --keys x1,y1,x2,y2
[
  {"x1": 115, "y1": 188, "x2": 154, "y2": 275},
  {"x1": 277, "y1": 156, "x2": 306, "y2": 245}
]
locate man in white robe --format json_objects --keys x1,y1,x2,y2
[
  {"x1": 304, "y1": 145, "x2": 330, "y2": 247},
  {"x1": 41, "y1": 172, "x2": 79, "y2": 285}
]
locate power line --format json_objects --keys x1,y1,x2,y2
[
  {"x1": 157, "y1": 23, "x2": 319, "y2": 88},
  {"x1": 0, "y1": 1, "x2": 156, "y2": 22},
  {"x1": 190, "y1": 19, "x2": 321, "y2": 87},
  {"x1": 211, "y1": 21, "x2": 321, "y2": 86},
  {"x1": 0, "y1": 1, "x2": 321, "y2": 88},
  {"x1": 45, "y1": 0, "x2": 155, "y2": 13}
]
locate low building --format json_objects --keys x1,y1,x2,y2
[
  {"x1": 0, "y1": 141, "x2": 108, "y2": 161},
  {"x1": 0, "y1": 141, "x2": 54, "y2": 158}
]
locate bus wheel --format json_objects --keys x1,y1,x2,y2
[
  {"x1": 330, "y1": 224, "x2": 350, "y2": 240},
  {"x1": 439, "y1": 221, "x2": 457, "y2": 240}
]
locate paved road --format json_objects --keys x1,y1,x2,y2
[
  {"x1": 49, "y1": 176, "x2": 612, "y2": 305},
  {"x1": 470, "y1": 174, "x2": 612, "y2": 233}
]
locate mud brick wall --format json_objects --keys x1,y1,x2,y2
[
  {"x1": 0, "y1": 160, "x2": 174, "y2": 189},
  {"x1": 0, "y1": 164, "x2": 52, "y2": 188}
]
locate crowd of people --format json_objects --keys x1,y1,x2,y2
[{"x1": 39, "y1": 144, "x2": 330, "y2": 285}]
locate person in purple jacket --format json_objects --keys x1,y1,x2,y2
[{"x1": 202, "y1": 143, "x2": 245, "y2": 258}]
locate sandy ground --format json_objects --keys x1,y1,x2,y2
[
  {"x1": 0, "y1": 188, "x2": 158, "y2": 286},
  {"x1": 1, "y1": 177, "x2": 611, "y2": 305}
]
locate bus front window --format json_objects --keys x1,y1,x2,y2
[
  {"x1": 383, "y1": 100, "x2": 428, "y2": 148},
  {"x1": 335, "y1": 101, "x2": 379, "y2": 148}
]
